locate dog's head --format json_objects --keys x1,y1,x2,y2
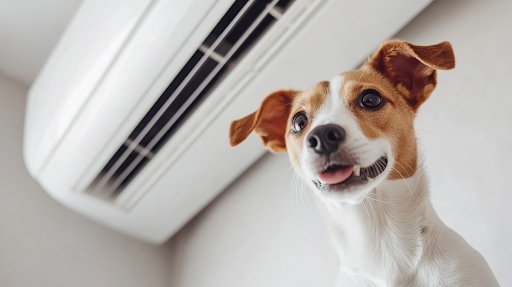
[{"x1": 229, "y1": 41, "x2": 455, "y2": 204}]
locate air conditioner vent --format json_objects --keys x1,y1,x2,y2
[{"x1": 87, "y1": 0, "x2": 294, "y2": 200}]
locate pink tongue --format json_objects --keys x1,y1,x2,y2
[{"x1": 318, "y1": 166, "x2": 353, "y2": 185}]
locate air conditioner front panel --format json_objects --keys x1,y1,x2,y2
[
  {"x1": 26, "y1": 0, "x2": 232, "y2": 194},
  {"x1": 25, "y1": 0, "x2": 431, "y2": 243},
  {"x1": 24, "y1": 0, "x2": 154, "y2": 177}
]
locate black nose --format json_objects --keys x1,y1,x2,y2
[{"x1": 307, "y1": 124, "x2": 346, "y2": 155}]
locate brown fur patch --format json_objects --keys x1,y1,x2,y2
[
  {"x1": 285, "y1": 82, "x2": 330, "y2": 170},
  {"x1": 365, "y1": 41, "x2": 455, "y2": 111},
  {"x1": 351, "y1": 40, "x2": 455, "y2": 178},
  {"x1": 341, "y1": 69, "x2": 418, "y2": 180},
  {"x1": 229, "y1": 90, "x2": 300, "y2": 152}
]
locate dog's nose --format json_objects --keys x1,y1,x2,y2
[{"x1": 307, "y1": 124, "x2": 346, "y2": 155}]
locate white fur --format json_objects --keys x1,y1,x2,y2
[
  {"x1": 323, "y1": 166, "x2": 499, "y2": 286},
  {"x1": 298, "y1": 75, "x2": 500, "y2": 286}
]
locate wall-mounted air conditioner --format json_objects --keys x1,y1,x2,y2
[{"x1": 24, "y1": 0, "x2": 431, "y2": 243}]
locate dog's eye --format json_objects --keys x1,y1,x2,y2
[
  {"x1": 291, "y1": 112, "x2": 308, "y2": 134},
  {"x1": 360, "y1": 89, "x2": 384, "y2": 110}
]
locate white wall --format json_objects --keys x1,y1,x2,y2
[
  {"x1": 169, "y1": 1, "x2": 512, "y2": 286},
  {"x1": 0, "y1": 0, "x2": 83, "y2": 85},
  {"x1": 170, "y1": 153, "x2": 338, "y2": 287},
  {"x1": 0, "y1": 74, "x2": 174, "y2": 287}
]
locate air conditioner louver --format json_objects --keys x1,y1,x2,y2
[{"x1": 87, "y1": 0, "x2": 294, "y2": 200}]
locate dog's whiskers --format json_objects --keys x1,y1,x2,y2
[
  {"x1": 288, "y1": 159, "x2": 300, "y2": 211},
  {"x1": 366, "y1": 197, "x2": 376, "y2": 220},
  {"x1": 394, "y1": 160, "x2": 410, "y2": 177},
  {"x1": 366, "y1": 196, "x2": 393, "y2": 204},
  {"x1": 291, "y1": 173, "x2": 305, "y2": 213},
  {"x1": 289, "y1": 159, "x2": 309, "y2": 213},
  {"x1": 391, "y1": 166, "x2": 414, "y2": 196},
  {"x1": 359, "y1": 65, "x2": 369, "y2": 80},
  {"x1": 361, "y1": 200, "x2": 371, "y2": 223},
  {"x1": 277, "y1": 163, "x2": 297, "y2": 186},
  {"x1": 401, "y1": 159, "x2": 415, "y2": 175},
  {"x1": 415, "y1": 128, "x2": 439, "y2": 137},
  {"x1": 299, "y1": 175, "x2": 307, "y2": 211}
]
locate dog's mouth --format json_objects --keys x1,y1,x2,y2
[{"x1": 313, "y1": 156, "x2": 388, "y2": 189}]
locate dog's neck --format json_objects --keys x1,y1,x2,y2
[{"x1": 317, "y1": 164, "x2": 444, "y2": 285}]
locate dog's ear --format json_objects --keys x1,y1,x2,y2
[
  {"x1": 364, "y1": 40, "x2": 455, "y2": 110},
  {"x1": 229, "y1": 90, "x2": 300, "y2": 153}
]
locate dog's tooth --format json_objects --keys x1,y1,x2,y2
[{"x1": 353, "y1": 165, "x2": 360, "y2": 177}]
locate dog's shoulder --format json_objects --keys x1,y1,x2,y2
[{"x1": 415, "y1": 224, "x2": 500, "y2": 286}]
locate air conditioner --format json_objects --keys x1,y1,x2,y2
[{"x1": 24, "y1": 0, "x2": 431, "y2": 244}]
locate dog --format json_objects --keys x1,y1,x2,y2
[{"x1": 229, "y1": 41, "x2": 499, "y2": 286}]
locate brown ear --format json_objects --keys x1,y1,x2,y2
[
  {"x1": 364, "y1": 40, "x2": 455, "y2": 110},
  {"x1": 229, "y1": 90, "x2": 299, "y2": 153}
]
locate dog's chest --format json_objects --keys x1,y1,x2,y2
[{"x1": 322, "y1": 176, "x2": 430, "y2": 286}]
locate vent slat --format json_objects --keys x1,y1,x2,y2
[
  {"x1": 199, "y1": 45, "x2": 225, "y2": 62},
  {"x1": 87, "y1": 0, "x2": 294, "y2": 200}
]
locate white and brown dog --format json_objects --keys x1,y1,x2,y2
[{"x1": 229, "y1": 41, "x2": 499, "y2": 286}]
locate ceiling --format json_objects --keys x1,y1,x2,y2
[{"x1": 0, "y1": 0, "x2": 83, "y2": 85}]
